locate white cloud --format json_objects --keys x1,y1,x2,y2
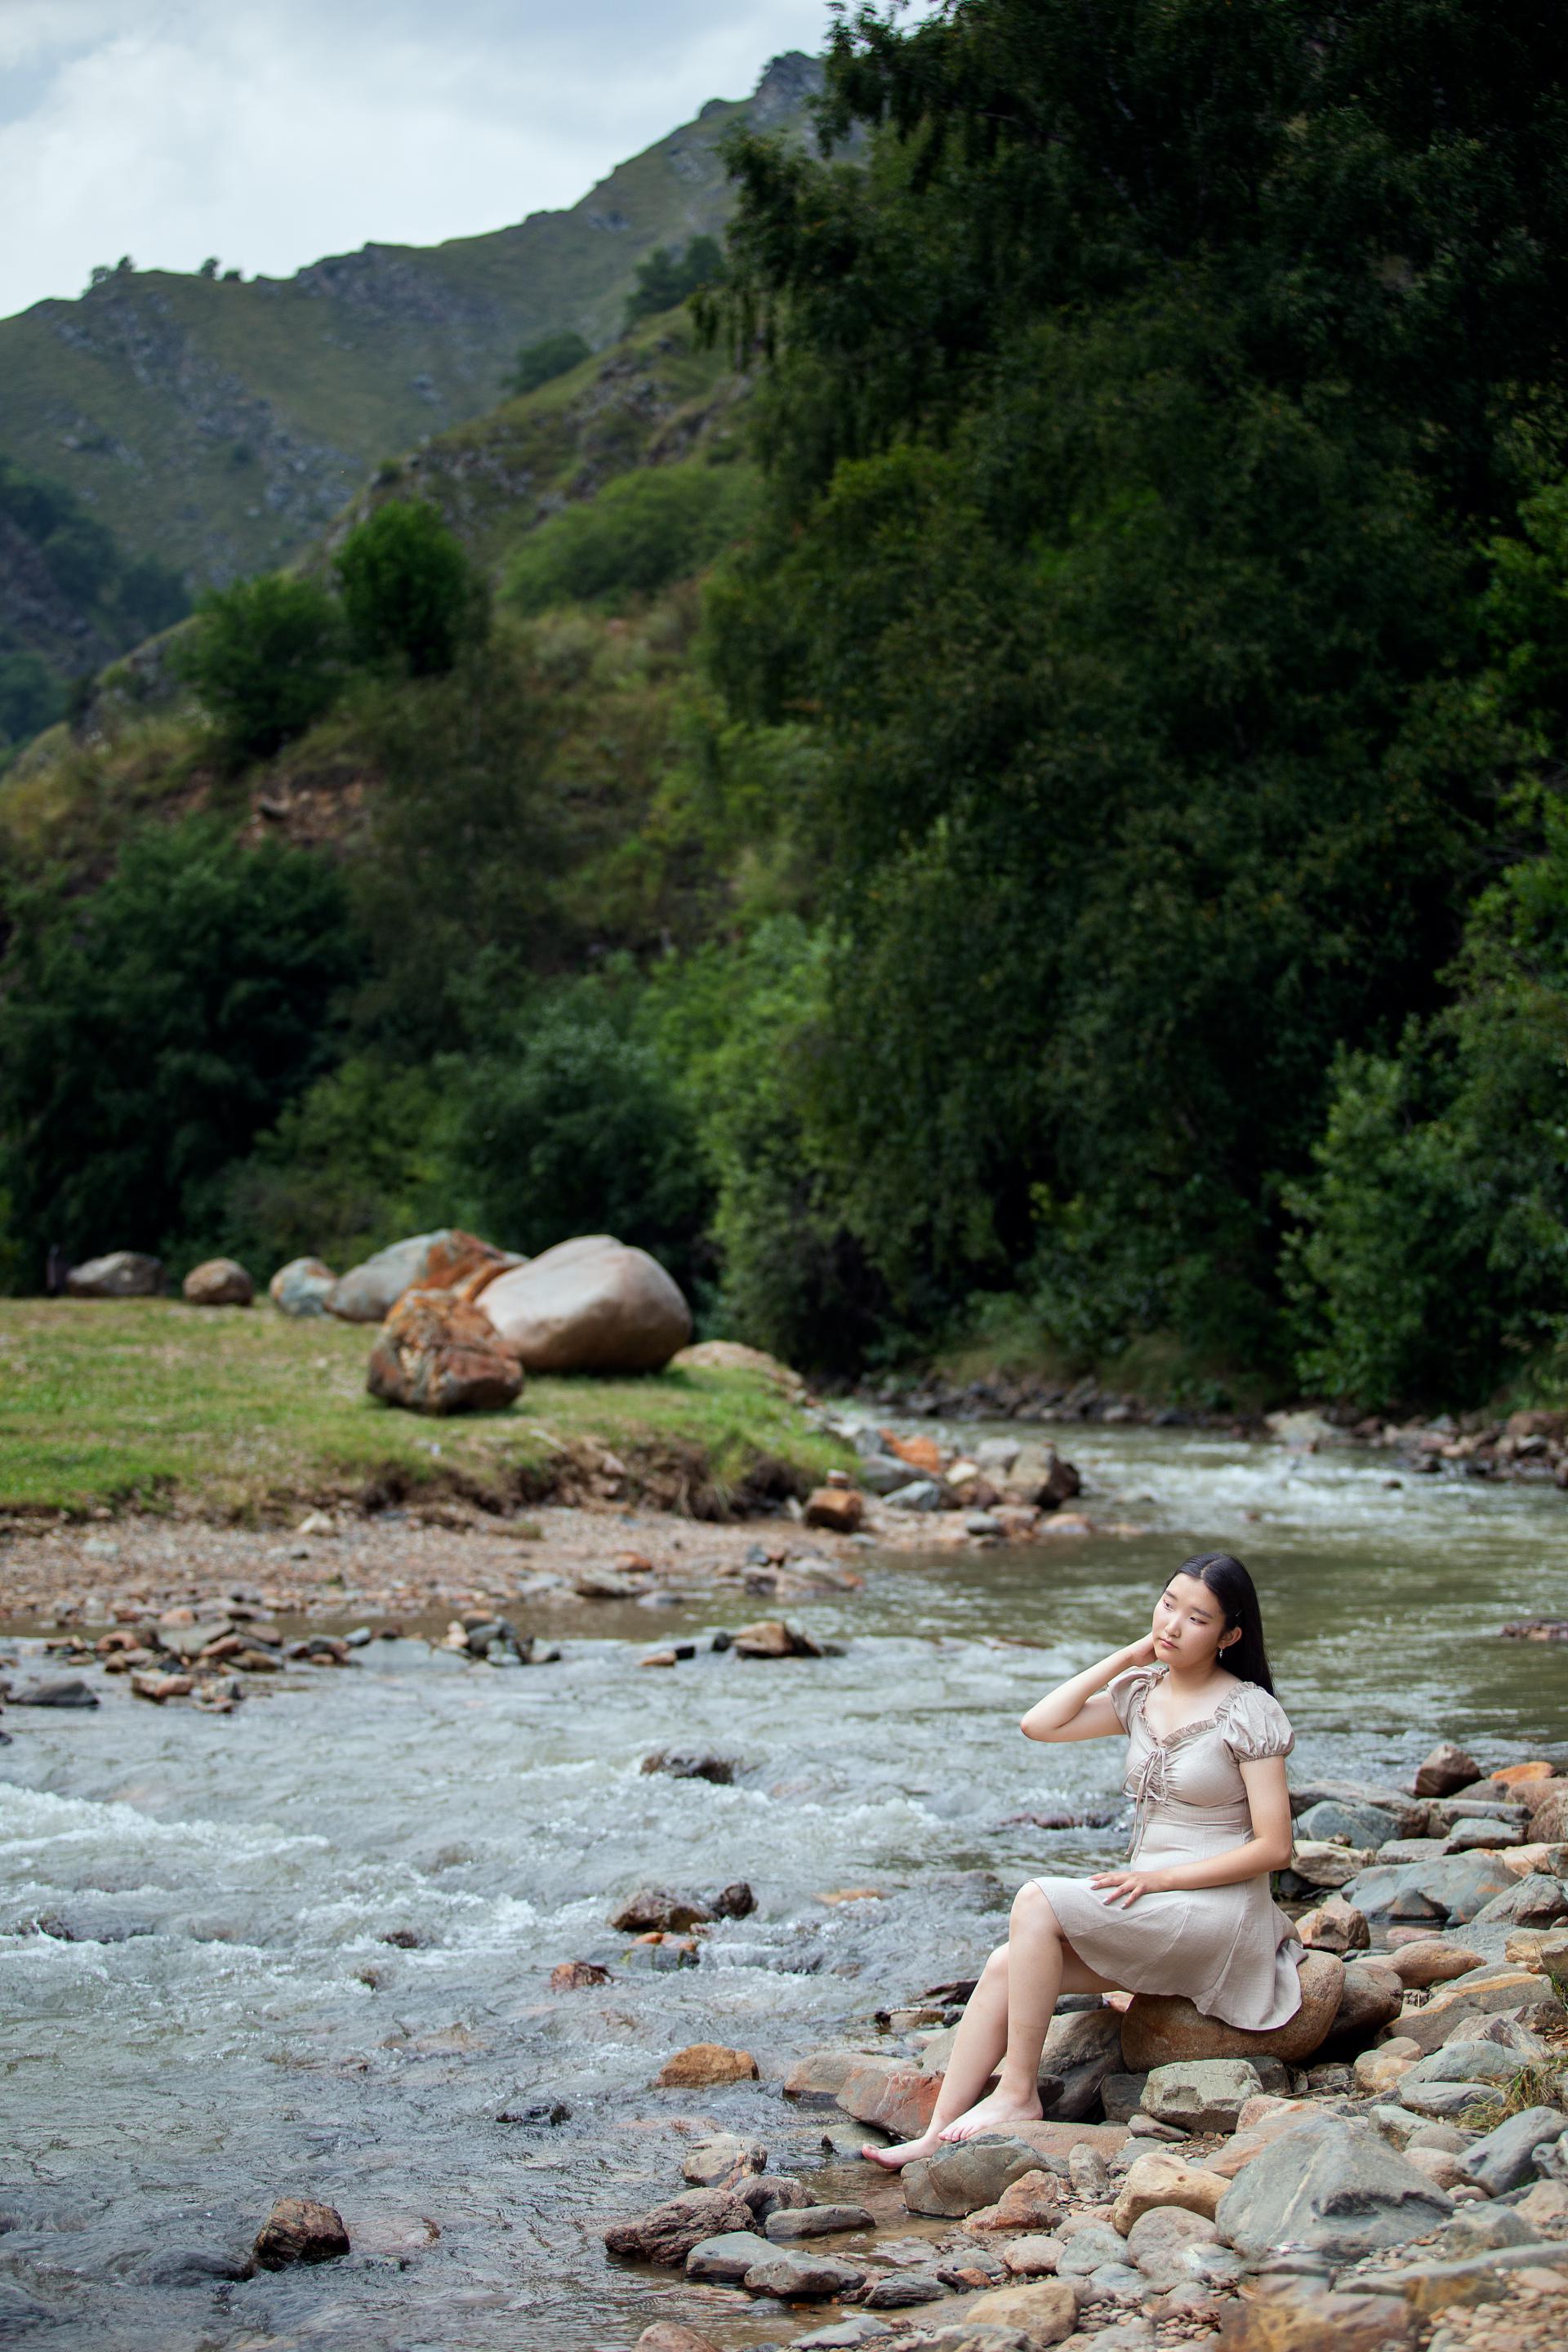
[{"x1": 0, "y1": 0, "x2": 842, "y2": 318}]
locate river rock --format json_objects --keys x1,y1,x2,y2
[
  {"x1": 177, "y1": 1261, "x2": 249, "y2": 1313},
  {"x1": 1120, "y1": 1950, "x2": 1343, "y2": 2068},
  {"x1": 1290, "y1": 1781, "x2": 1428, "y2": 1838},
  {"x1": 1353, "y1": 2039, "x2": 1423, "y2": 2097},
  {"x1": 732, "y1": 1618, "x2": 826, "y2": 1658},
  {"x1": 1446, "y1": 1816, "x2": 1526, "y2": 1851},
  {"x1": 1038, "y1": 2007, "x2": 1125, "y2": 2120},
  {"x1": 332, "y1": 1228, "x2": 512, "y2": 1323},
  {"x1": 863, "y1": 2270, "x2": 949, "y2": 2306},
  {"x1": 785, "y1": 2048, "x2": 870, "y2": 2106},
  {"x1": 837, "y1": 2058, "x2": 940, "y2": 2140},
  {"x1": 903, "y1": 2126, "x2": 1126, "y2": 2219},
  {"x1": 1327, "y1": 1960, "x2": 1405, "y2": 2042},
  {"x1": 1454, "y1": 2107, "x2": 1568, "y2": 2195},
  {"x1": 685, "y1": 2229, "x2": 774, "y2": 2282},
  {"x1": 1297, "y1": 1800, "x2": 1403, "y2": 1849},
  {"x1": 480, "y1": 1234, "x2": 690, "y2": 1373},
  {"x1": 367, "y1": 1287, "x2": 523, "y2": 1415},
  {"x1": 742, "y1": 2247, "x2": 866, "y2": 2298},
  {"x1": 766, "y1": 2203, "x2": 874, "y2": 2241},
  {"x1": 960, "y1": 2280, "x2": 1080, "y2": 2346},
  {"x1": 1213, "y1": 2287, "x2": 1417, "y2": 2350},
  {"x1": 737, "y1": 2174, "x2": 812, "y2": 2221},
  {"x1": 1296, "y1": 1895, "x2": 1370, "y2": 1955},
  {"x1": 269, "y1": 1255, "x2": 338, "y2": 1316},
  {"x1": 1400, "y1": 2038, "x2": 1539, "y2": 2092},
  {"x1": 1471, "y1": 1872, "x2": 1568, "y2": 1927},
  {"x1": 1111, "y1": 2149, "x2": 1227, "y2": 2233},
  {"x1": 1124, "y1": 2204, "x2": 1218, "y2": 2287},
  {"x1": 10, "y1": 1675, "x2": 98, "y2": 1707},
  {"x1": 804, "y1": 1486, "x2": 865, "y2": 1534},
  {"x1": 636, "y1": 2329, "x2": 724, "y2": 2352},
  {"x1": 1415, "y1": 1744, "x2": 1482, "y2": 1798},
  {"x1": 604, "y1": 2188, "x2": 753, "y2": 2264},
  {"x1": 65, "y1": 1249, "x2": 164, "y2": 1298},
  {"x1": 252, "y1": 2197, "x2": 350, "y2": 2269},
  {"x1": 1214, "y1": 2114, "x2": 1453, "y2": 2261},
  {"x1": 1341, "y1": 1851, "x2": 1517, "y2": 1925},
  {"x1": 1005, "y1": 1446, "x2": 1082, "y2": 1511},
  {"x1": 886, "y1": 1478, "x2": 946, "y2": 1512},
  {"x1": 1392, "y1": 1962, "x2": 1567, "y2": 2051},
  {"x1": 1386, "y1": 1940, "x2": 1484, "y2": 1989},
  {"x1": 1143, "y1": 2060, "x2": 1262, "y2": 2133},
  {"x1": 655, "y1": 2043, "x2": 758, "y2": 2088},
  {"x1": 611, "y1": 1887, "x2": 713, "y2": 1931},
  {"x1": 1058, "y1": 2223, "x2": 1127, "y2": 2277},
  {"x1": 968, "y1": 2171, "x2": 1065, "y2": 2232},
  {"x1": 1526, "y1": 1788, "x2": 1568, "y2": 1841},
  {"x1": 682, "y1": 2135, "x2": 767, "y2": 2187}
]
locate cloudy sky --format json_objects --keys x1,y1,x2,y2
[{"x1": 0, "y1": 0, "x2": 849, "y2": 321}]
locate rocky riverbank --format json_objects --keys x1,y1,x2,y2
[{"x1": 595, "y1": 1740, "x2": 1568, "y2": 2352}]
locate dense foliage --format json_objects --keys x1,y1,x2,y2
[
  {"x1": 623, "y1": 235, "x2": 724, "y2": 330},
  {"x1": 0, "y1": 821, "x2": 359, "y2": 1267},
  {"x1": 504, "y1": 330, "x2": 590, "y2": 397},
  {"x1": 175, "y1": 573, "x2": 346, "y2": 760},
  {"x1": 12, "y1": 1, "x2": 1568, "y2": 1415}
]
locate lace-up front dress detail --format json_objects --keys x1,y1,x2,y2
[{"x1": 1032, "y1": 1666, "x2": 1303, "y2": 2032}]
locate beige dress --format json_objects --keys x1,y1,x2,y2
[{"x1": 1031, "y1": 1665, "x2": 1303, "y2": 2032}]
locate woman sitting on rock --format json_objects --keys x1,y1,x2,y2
[{"x1": 864, "y1": 1551, "x2": 1299, "y2": 2168}]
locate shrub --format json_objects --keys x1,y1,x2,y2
[
  {"x1": 219, "y1": 1055, "x2": 450, "y2": 1275},
  {"x1": 623, "y1": 236, "x2": 724, "y2": 330},
  {"x1": 174, "y1": 572, "x2": 346, "y2": 758},
  {"x1": 504, "y1": 461, "x2": 757, "y2": 615},
  {"x1": 334, "y1": 500, "x2": 486, "y2": 678},
  {"x1": 0, "y1": 817, "x2": 360, "y2": 1276},
  {"x1": 506, "y1": 331, "x2": 590, "y2": 396}
]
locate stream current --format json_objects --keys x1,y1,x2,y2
[{"x1": 3, "y1": 1424, "x2": 1567, "y2": 2350}]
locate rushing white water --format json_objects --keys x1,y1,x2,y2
[{"x1": 2, "y1": 1423, "x2": 1566, "y2": 2350}]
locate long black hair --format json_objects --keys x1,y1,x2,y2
[{"x1": 1176, "y1": 1552, "x2": 1275, "y2": 1694}]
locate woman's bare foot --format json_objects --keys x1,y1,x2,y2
[
  {"x1": 937, "y1": 2086, "x2": 1044, "y2": 2144},
  {"x1": 860, "y1": 2128, "x2": 943, "y2": 2171}
]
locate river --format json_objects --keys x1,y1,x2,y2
[{"x1": 2, "y1": 1423, "x2": 1566, "y2": 2350}]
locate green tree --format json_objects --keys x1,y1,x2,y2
[
  {"x1": 505, "y1": 460, "x2": 756, "y2": 614},
  {"x1": 624, "y1": 234, "x2": 724, "y2": 330},
  {"x1": 174, "y1": 572, "x2": 346, "y2": 759},
  {"x1": 505, "y1": 329, "x2": 590, "y2": 396},
  {"x1": 0, "y1": 818, "x2": 361, "y2": 1276},
  {"x1": 334, "y1": 500, "x2": 486, "y2": 678}
]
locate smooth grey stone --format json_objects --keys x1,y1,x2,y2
[
  {"x1": 10, "y1": 1677, "x2": 98, "y2": 1708},
  {"x1": 1437, "y1": 2205, "x2": 1538, "y2": 2254},
  {"x1": 1456, "y1": 2107, "x2": 1568, "y2": 2195},
  {"x1": 1402, "y1": 2040, "x2": 1536, "y2": 2088},
  {"x1": 765, "y1": 2204, "x2": 874, "y2": 2241},
  {"x1": 1082, "y1": 2261, "x2": 1146, "y2": 2303},
  {"x1": 862, "y1": 2270, "x2": 949, "y2": 2307},
  {"x1": 795, "y1": 2319, "x2": 895, "y2": 2350},
  {"x1": 686, "y1": 2229, "x2": 774, "y2": 2283},
  {"x1": 1058, "y1": 2225, "x2": 1128, "y2": 2276},
  {"x1": 742, "y1": 2248, "x2": 867, "y2": 2298},
  {"x1": 1298, "y1": 1799, "x2": 1403, "y2": 1848},
  {"x1": 1217, "y1": 2114, "x2": 1452, "y2": 2261},
  {"x1": 1397, "y1": 2082, "x2": 1494, "y2": 2119}
]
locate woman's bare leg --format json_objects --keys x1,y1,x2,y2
[
  {"x1": 938, "y1": 1884, "x2": 1113, "y2": 2144},
  {"x1": 861, "y1": 1943, "x2": 1010, "y2": 2169},
  {"x1": 862, "y1": 1885, "x2": 1118, "y2": 2168}
]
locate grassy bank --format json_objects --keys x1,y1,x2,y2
[{"x1": 0, "y1": 1299, "x2": 844, "y2": 1520}]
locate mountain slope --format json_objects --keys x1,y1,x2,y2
[{"x1": 0, "y1": 52, "x2": 819, "y2": 592}]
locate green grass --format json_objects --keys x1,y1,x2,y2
[{"x1": 0, "y1": 1298, "x2": 844, "y2": 1520}]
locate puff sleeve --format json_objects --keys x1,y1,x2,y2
[
  {"x1": 1223, "y1": 1684, "x2": 1295, "y2": 1762},
  {"x1": 1106, "y1": 1664, "x2": 1162, "y2": 1731}
]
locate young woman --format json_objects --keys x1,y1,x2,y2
[{"x1": 864, "y1": 1552, "x2": 1299, "y2": 2168}]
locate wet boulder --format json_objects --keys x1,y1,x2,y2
[
  {"x1": 741, "y1": 2248, "x2": 867, "y2": 2299},
  {"x1": 654, "y1": 2044, "x2": 759, "y2": 2089},
  {"x1": 269, "y1": 1255, "x2": 338, "y2": 1317},
  {"x1": 604, "y1": 2189, "x2": 753, "y2": 2265},
  {"x1": 1296, "y1": 1798, "x2": 1403, "y2": 1848},
  {"x1": 252, "y1": 2197, "x2": 350, "y2": 2269},
  {"x1": 1454, "y1": 2106, "x2": 1568, "y2": 2196},
  {"x1": 10, "y1": 1676, "x2": 98, "y2": 1708},
  {"x1": 366, "y1": 1288, "x2": 523, "y2": 1415},
  {"x1": 480, "y1": 1234, "x2": 691, "y2": 1374},
  {"x1": 332, "y1": 1228, "x2": 513, "y2": 1323},
  {"x1": 610, "y1": 1887, "x2": 714, "y2": 1932},
  {"x1": 182, "y1": 1257, "x2": 253, "y2": 1307},
  {"x1": 1414, "y1": 1743, "x2": 1481, "y2": 1798},
  {"x1": 1340, "y1": 1851, "x2": 1518, "y2": 1926},
  {"x1": 65, "y1": 1250, "x2": 163, "y2": 1298}
]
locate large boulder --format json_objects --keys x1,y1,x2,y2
[
  {"x1": 65, "y1": 1250, "x2": 163, "y2": 1298},
  {"x1": 1390, "y1": 1962, "x2": 1567, "y2": 2053},
  {"x1": 1215, "y1": 2114, "x2": 1454, "y2": 2263},
  {"x1": 902, "y1": 2124, "x2": 1128, "y2": 2219},
  {"x1": 269, "y1": 1256, "x2": 338, "y2": 1317},
  {"x1": 182, "y1": 1257, "x2": 253, "y2": 1307},
  {"x1": 1340, "y1": 1851, "x2": 1518, "y2": 1926},
  {"x1": 1119, "y1": 1951, "x2": 1343, "y2": 2069},
  {"x1": 1038, "y1": 2007, "x2": 1125, "y2": 2121},
  {"x1": 332, "y1": 1229, "x2": 513, "y2": 1324},
  {"x1": 481, "y1": 1235, "x2": 692, "y2": 1374},
  {"x1": 366, "y1": 1290, "x2": 523, "y2": 1416}
]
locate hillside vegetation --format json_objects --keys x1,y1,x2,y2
[{"x1": 8, "y1": 1, "x2": 1568, "y2": 1427}]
